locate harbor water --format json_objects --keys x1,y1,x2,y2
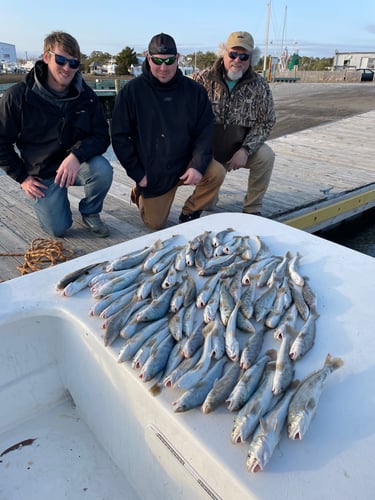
[{"x1": 318, "y1": 208, "x2": 375, "y2": 257}]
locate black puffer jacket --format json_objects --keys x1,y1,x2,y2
[
  {"x1": 0, "y1": 60, "x2": 110, "y2": 183},
  {"x1": 111, "y1": 60, "x2": 214, "y2": 198}
]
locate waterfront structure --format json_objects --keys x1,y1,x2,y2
[
  {"x1": 0, "y1": 42, "x2": 16, "y2": 63},
  {"x1": 333, "y1": 51, "x2": 375, "y2": 70}
]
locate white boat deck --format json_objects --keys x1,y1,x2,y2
[{"x1": 1, "y1": 213, "x2": 375, "y2": 499}]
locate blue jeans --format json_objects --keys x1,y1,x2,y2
[{"x1": 30, "y1": 156, "x2": 113, "y2": 237}]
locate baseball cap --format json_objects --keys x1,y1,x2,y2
[
  {"x1": 226, "y1": 31, "x2": 254, "y2": 52},
  {"x1": 148, "y1": 33, "x2": 177, "y2": 55}
]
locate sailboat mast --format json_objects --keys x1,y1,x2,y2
[{"x1": 262, "y1": 0, "x2": 271, "y2": 77}]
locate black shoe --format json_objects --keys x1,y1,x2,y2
[
  {"x1": 179, "y1": 210, "x2": 202, "y2": 223},
  {"x1": 82, "y1": 214, "x2": 110, "y2": 238}
]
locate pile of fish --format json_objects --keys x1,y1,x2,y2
[{"x1": 56, "y1": 228, "x2": 344, "y2": 472}]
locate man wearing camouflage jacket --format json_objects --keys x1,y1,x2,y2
[{"x1": 192, "y1": 31, "x2": 276, "y2": 215}]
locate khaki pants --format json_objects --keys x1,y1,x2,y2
[
  {"x1": 242, "y1": 143, "x2": 275, "y2": 214},
  {"x1": 220, "y1": 143, "x2": 275, "y2": 214},
  {"x1": 137, "y1": 159, "x2": 226, "y2": 230}
]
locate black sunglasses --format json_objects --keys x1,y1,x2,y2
[
  {"x1": 150, "y1": 56, "x2": 177, "y2": 66},
  {"x1": 228, "y1": 51, "x2": 250, "y2": 62},
  {"x1": 49, "y1": 51, "x2": 80, "y2": 69}
]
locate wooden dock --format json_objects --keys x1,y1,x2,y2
[{"x1": 0, "y1": 109, "x2": 375, "y2": 283}]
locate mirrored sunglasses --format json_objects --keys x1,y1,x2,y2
[
  {"x1": 228, "y1": 51, "x2": 250, "y2": 62},
  {"x1": 150, "y1": 56, "x2": 177, "y2": 66},
  {"x1": 49, "y1": 51, "x2": 80, "y2": 69}
]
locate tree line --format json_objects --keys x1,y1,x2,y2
[{"x1": 68, "y1": 48, "x2": 335, "y2": 75}]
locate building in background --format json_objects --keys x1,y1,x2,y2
[{"x1": 0, "y1": 42, "x2": 16, "y2": 63}]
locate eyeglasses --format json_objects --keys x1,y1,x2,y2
[
  {"x1": 228, "y1": 51, "x2": 250, "y2": 62},
  {"x1": 49, "y1": 51, "x2": 80, "y2": 69},
  {"x1": 150, "y1": 56, "x2": 177, "y2": 66}
]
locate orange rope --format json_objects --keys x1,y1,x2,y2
[{"x1": 0, "y1": 238, "x2": 75, "y2": 275}]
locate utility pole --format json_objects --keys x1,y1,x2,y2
[{"x1": 262, "y1": 0, "x2": 271, "y2": 78}]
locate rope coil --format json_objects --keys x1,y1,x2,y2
[{"x1": 0, "y1": 238, "x2": 75, "y2": 275}]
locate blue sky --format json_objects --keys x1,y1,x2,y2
[{"x1": 2, "y1": 0, "x2": 375, "y2": 59}]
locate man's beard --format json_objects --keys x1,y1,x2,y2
[{"x1": 227, "y1": 67, "x2": 244, "y2": 81}]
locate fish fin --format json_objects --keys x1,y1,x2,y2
[{"x1": 324, "y1": 353, "x2": 344, "y2": 370}]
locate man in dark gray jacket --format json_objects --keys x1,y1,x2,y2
[
  {"x1": 0, "y1": 31, "x2": 113, "y2": 237},
  {"x1": 193, "y1": 31, "x2": 276, "y2": 215}
]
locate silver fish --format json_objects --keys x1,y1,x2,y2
[
  {"x1": 288, "y1": 279, "x2": 310, "y2": 321},
  {"x1": 139, "y1": 334, "x2": 175, "y2": 383},
  {"x1": 55, "y1": 261, "x2": 108, "y2": 291},
  {"x1": 196, "y1": 272, "x2": 223, "y2": 308},
  {"x1": 203, "y1": 280, "x2": 221, "y2": 323},
  {"x1": 103, "y1": 298, "x2": 147, "y2": 347},
  {"x1": 175, "y1": 329, "x2": 214, "y2": 389},
  {"x1": 273, "y1": 303, "x2": 298, "y2": 340},
  {"x1": 60, "y1": 262, "x2": 108, "y2": 296},
  {"x1": 239, "y1": 278, "x2": 257, "y2": 319},
  {"x1": 251, "y1": 235, "x2": 271, "y2": 260},
  {"x1": 168, "y1": 308, "x2": 185, "y2": 341},
  {"x1": 254, "y1": 284, "x2": 278, "y2": 323},
  {"x1": 223, "y1": 236, "x2": 243, "y2": 255},
  {"x1": 267, "y1": 251, "x2": 291, "y2": 288},
  {"x1": 239, "y1": 328, "x2": 265, "y2": 370},
  {"x1": 202, "y1": 361, "x2": 241, "y2": 414},
  {"x1": 226, "y1": 351, "x2": 276, "y2": 412},
  {"x1": 219, "y1": 279, "x2": 236, "y2": 326},
  {"x1": 228, "y1": 267, "x2": 245, "y2": 302},
  {"x1": 182, "y1": 323, "x2": 204, "y2": 358},
  {"x1": 198, "y1": 253, "x2": 237, "y2": 276},
  {"x1": 211, "y1": 228, "x2": 236, "y2": 248},
  {"x1": 265, "y1": 278, "x2": 292, "y2": 329},
  {"x1": 164, "y1": 347, "x2": 203, "y2": 388},
  {"x1": 246, "y1": 381, "x2": 299, "y2": 472},
  {"x1": 237, "y1": 310, "x2": 256, "y2": 334},
  {"x1": 289, "y1": 311, "x2": 320, "y2": 361},
  {"x1": 161, "y1": 263, "x2": 179, "y2": 289},
  {"x1": 241, "y1": 257, "x2": 274, "y2": 285},
  {"x1": 91, "y1": 265, "x2": 143, "y2": 299},
  {"x1": 181, "y1": 301, "x2": 199, "y2": 337},
  {"x1": 99, "y1": 283, "x2": 139, "y2": 319},
  {"x1": 272, "y1": 331, "x2": 294, "y2": 395},
  {"x1": 225, "y1": 300, "x2": 241, "y2": 361},
  {"x1": 185, "y1": 245, "x2": 196, "y2": 267},
  {"x1": 131, "y1": 327, "x2": 170, "y2": 370},
  {"x1": 287, "y1": 251, "x2": 305, "y2": 286},
  {"x1": 287, "y1": 354, "x2": 344, "y2": 440},
  {"x1": 135, "y1": 268, "x2": 168, "y2": 301},
  {"x1": 106, "y1": 246, "x2": 152, "y2": 271},
  {"x1": 152, "y1": 247, "x2": 181, "y2": 274},
  {"x1": 117, "y1": 318, "x2": 168, "y2": 363},
  {"x1": 174, "y1": 246, "x2": 188, "y2": 271},
  {"x1": 89, "y1": 289, "x2": 125, "y2": 317},
  {"x1": 142, "y1": 236, "x2": 180, "y2": 272},
  {"x1": 136, "y1": 286, "x2": 177, "y2": 322},
  {"x1": 302, "y1": 277, "x2": 318, "y2": 315},
  {"x1": 231, "y1": 365, "x2": 279, "y2": 444},
  {"x1": 255, "y1": 257, "x2": 282, "y2": 288},
  {"x1": 172, "y1": 358, "x2": 226, "y2": 412},
  {"x1": 194, "y1": 245, "x2": 209, "y2": 271},
  {"x1": 200, "y1": 230, "x2": 215, "y2": 258}
]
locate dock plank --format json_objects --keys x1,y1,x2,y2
[{"x1": 0, "y1": 109, "x2": 375, "y2": 282}]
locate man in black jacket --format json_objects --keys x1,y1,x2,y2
[
  {"x1": 0, "y1": 31, "x2": 113, "y2": 237},
  {"x1": 111, "y1": 33, "x2": 226, "y2": 230}
]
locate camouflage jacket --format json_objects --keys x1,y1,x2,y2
[{"x1": 192, "y1": 59, "x2": 276, "y2": 163}]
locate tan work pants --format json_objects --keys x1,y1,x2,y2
[
  {"x1": 241, "y1": 143, "x2": 275, "y2": 214},
  {"x1": 138, "y1": 159, "x2": 226, "y2": 230}
]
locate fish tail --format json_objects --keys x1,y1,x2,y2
[{"x1": 324, "y1": 353, "x2": 344, "y2": 370}]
